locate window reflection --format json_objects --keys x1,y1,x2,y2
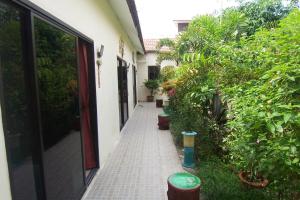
[
  {"x1": 34, "y1": 18, "x2": 85, "y2": 200},
  {"x1": 0, "y1": 2, "x2": 38, "y2": 200}
]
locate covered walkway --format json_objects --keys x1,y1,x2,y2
[{"x1": 83, "y1": 103, "x2": 183, "y2": 200}]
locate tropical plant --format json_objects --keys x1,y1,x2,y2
[
  {"x1": 237, "y1": 0, "x2": 293, "y2": 35},
  {"x1": 144, "y1": 79, "x2": 159, "y2": 96},
  {"x1": 167, "y1": 2, "x2": 299, "y2": 198},
  {"x1": 156, "y1": 38, "x2": 179, "y2": 65},
  {"x1": 223, "y1": 10, "x2": 300, "y2": 197},
  {"x1": 159, "y1": 65, "x2": 176, "y2": 82}
]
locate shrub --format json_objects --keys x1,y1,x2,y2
[
  {"x1": 160, "y1": 65, "x2": 176, "y2": 82},
  {"x1": 198, "y1": 158, "x2": 272, "y2": 200},
  {"x1": 168, "y1": 4, "x2": 299, "y2": 199},
  {"x1": 144, "y1": 79, "x2": 159, "y2": 96}
]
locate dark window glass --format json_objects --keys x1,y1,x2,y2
[
  {"x1": 34, "y1": 18, "x2": 85, "y2": 200},
  {"x1": 148, "y1": 65, "x2": 160, "y2": 80},
  {"x1": 0, "y1": 2, "x2": 38, "y2": 200},
  {"x1": 118, "y1": 59, "x2": 128, "y2": 129},
  {"x1": 178, "y1": 23, "x2": 189, "y2": 32},
  {"x1": 132, "y1": 65, "x2": 137, "y2": 106}
]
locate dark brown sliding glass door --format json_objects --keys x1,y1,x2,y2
[
  {"x1": 132, "y1": 65, "x2": 137, "y2": 107},
  {"x1": 0, "y1": 2, "x2": 41, "y2": 200},
  {"x1": 78, "y1": 40, "x2": 97, "y2": 178},
  {"x1": 0, "y1": 1, "x2": 99, "y2": 200},
  {"x1": 34, "y1": 18, "x2": 85, "y2": 200},
  {"x1": 118, "y1": 58, "x2": 128, "y2": 129}
]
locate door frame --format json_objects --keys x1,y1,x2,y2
[
  {"x1": 77, "y1": 38, "x2": 100, "y2": 185},
  {"x1": 117, "y1": 57, "x2": 129, "y2": 130},
  {"x1": 0, "y1": 1, "x2": 100, "y2": 199},
  {"x1": 132, "y1": 65, "x2": 137, "y2": 107}
]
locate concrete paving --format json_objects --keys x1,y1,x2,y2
[{"x1": 83, "y1": 103, "x2": 183, "y2": 200}]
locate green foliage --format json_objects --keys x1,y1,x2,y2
[
  {"x1": 156, "y1": 38, "x2": 175, "y2": 49},
  {"x1": 198, "y1": 159, "x2": 272, "y2": 200},
  {"x1": 144, "y1": 79, "x2": 159, "y2": 96},
  {"x1": 168, "y1": 3, "x2": 299, "y2": 198},
  {"x1": 238, "y1": 0, "x2": 293, "y2": 35},
  {"x1": 178, "y1": 15, "x2": 221, "y2": 57},
  {"x1": 156, "y1": 38, "x2": 179, "y2": 65},
  {"x1": 159, "y1": 65, "x2": 176, "y2": 82},
  {"x1": 220, "y1": 9, "x2": 248, "y2": 42}
]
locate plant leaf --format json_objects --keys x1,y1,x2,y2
[
  {"x1": 283, "y1": 113, "x2": 292, "y2": 123},
  {"x1": 292, "y1": 158, "x2": 299, "y2": 164}
]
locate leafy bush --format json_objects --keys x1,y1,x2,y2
[
  {"x1": 160, "y1": 65, "x2": 176, "y2": 82},
  {"x1": 198, "y1": 158, "x2": 272, "y2": 200},
  {"x1": 167, "y1": 3, "x2": 299, "y2": 199},
  {"x1": 223, "y1": 10, "x2": 300, "y2": 197},
  {"x1": 144, "y1": 79, "x2": 159, "y2": 96},
  {"x1": 238, "y1": 0, "x2": 293, "y2": 35}
]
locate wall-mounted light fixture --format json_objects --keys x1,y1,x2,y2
[
  {"x1": 97, "y1": 45, "x2": 104, "y2": 58},
  {"x1": 126, "y1": 62, "x2": 130, "y2": 72}
]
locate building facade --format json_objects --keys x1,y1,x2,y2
[
  {"x1": 0, "y1": 0, "x2": 144, "y2": 199},
  {"x1": 137, "y1": 39, "x2": 176, "y2": 102}
]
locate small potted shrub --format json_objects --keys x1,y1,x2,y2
[
  {"x1": 155, "y1": 87, "x2": 166, "y2": 108},
  {"x1": 144, "y1": 79, "x2": 159, "y2": 102},
  {"x1": 237, "y1": 145, "x2": 269, "y2": 188}
]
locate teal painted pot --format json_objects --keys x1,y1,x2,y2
[{"x1": 183, "y1": 147, "x2": 195, "y2": 168}]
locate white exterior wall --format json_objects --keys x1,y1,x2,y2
[
  {"x1": 27, "y1": 0, "x2": 138, "y2": 168},
  {"x1": 0, "y1": 2, "x2": 140, "y2": 197},
  {"x1": 0, "y1": 108, "x2": 12, "y2": 200},
  {"x1": 29, "y1": 0, "x2": 140, "y2": 169},
  {"x1": 137, "y1": 52, "x2": 176, "y2": 102}
]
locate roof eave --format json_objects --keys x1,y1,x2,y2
[
  {"x1": 108, "y1": 0, "x2": 145, "y2": 54},
  {"x1": 126, "y1": 0, "x2": 145, "y2": 53}
]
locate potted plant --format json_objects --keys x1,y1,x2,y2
[
  {"x1": 144, "y1": 79, "x2": 159, "y2": 102},
  {"x1": 228, "y1": 135, "x2": 269, "y2": 188},
  {"x1": 238, "y1": 139, "x2": 269, "y2": 188},
  {"x1": 238, "y1": 171, "x2": 269, "y2": 188}
]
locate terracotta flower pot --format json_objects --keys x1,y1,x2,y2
[
  {"x1": 147, "y1": 96, "x2": 154, "y2": 102},
  {"x1": 156, "y1": 99, "x2": 163, "y2": 107},
  {"x1": 238, "y1": 171, "x2": 269, "y2": 188},
  {"x1": 158, "y1": 114, "x2": 170, "y2": 130}
]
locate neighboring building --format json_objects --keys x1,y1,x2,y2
[
  {"x1": 137, "y1": 19, "x2": 190, "y2": 102},
  {"x1": 137, "y1": 39, "x2": 176, "y2": 102},
  {"x1": 174, "y1": 20, "x2": 191, "y2": 33},
  {"x1": 0, "y1": 0, "x2": 144, "y2": 200}
]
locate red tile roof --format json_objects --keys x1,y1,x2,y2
[{"x1": 144, "y1": 39, "x2": 172, "y2": 52}]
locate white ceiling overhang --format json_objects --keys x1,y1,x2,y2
[{"x1": 108, "y1": 0, "x2": 144, "y2": 54}]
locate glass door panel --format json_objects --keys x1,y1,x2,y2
[
  {"x1": 122, "y1": 65, "x2": 129, "y2": 123},
  {"x1": 132, "y1": 65, "x2": 137, "y2": 107},
  {"x1": 34, "y1": 18, "x2": 85, "y2": 200},
  {"x1": 0, "y1": 2, "x2": 39, "y2": 200},
  {"x1": 117, "y1": 59, "x2": 129, "y2": 129}
]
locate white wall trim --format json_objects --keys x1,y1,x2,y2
[{"x1": 0, "y1": 107, "x2": 12, "y2": 200}]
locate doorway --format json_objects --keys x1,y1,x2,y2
[
  {"x1": 118, "y1": 58, "x2": 129, "y2": 129},
  {"x1": 34, "y1": 17, "x2": 86, "y2": 200},
  {"x1": 132, "y1": 65, "x2": 137, "y2": 107},
  {"x1": 0, "y1": 2, "x2": 43, "y2": 199},
  {"x1": 0, "y1": 1, "x2": 99, "y2": 199},
  {"x1": 78, "y1": 39, "x2": 98, "y2": 181}
]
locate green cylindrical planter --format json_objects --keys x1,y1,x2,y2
[
  {"x1": 167, "y1": 172, "x2": 201, "y2": 200},
  {"x1": 182, "y1": 131, "x2": 198, "y2": 168},
  {"x1": 183, "y1": 147, "x2": 195, "y2": 168}
]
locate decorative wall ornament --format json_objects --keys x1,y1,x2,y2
[
  {"x1": 119, "y1": 37, "x2": 124, "y2": 58},
  {"x1": 132, "y1": 51, "x2": 135, "y2": 63},
  {"x1": 126, "y1": 62, "x2": 130, "y2": 72},
  {"x1": 96, "y1": 45, "x2": 104, "y2": 88}
]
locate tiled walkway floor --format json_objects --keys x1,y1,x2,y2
[{"x1": 83, "y1": 103, "x2": 183, "y2": 200}]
